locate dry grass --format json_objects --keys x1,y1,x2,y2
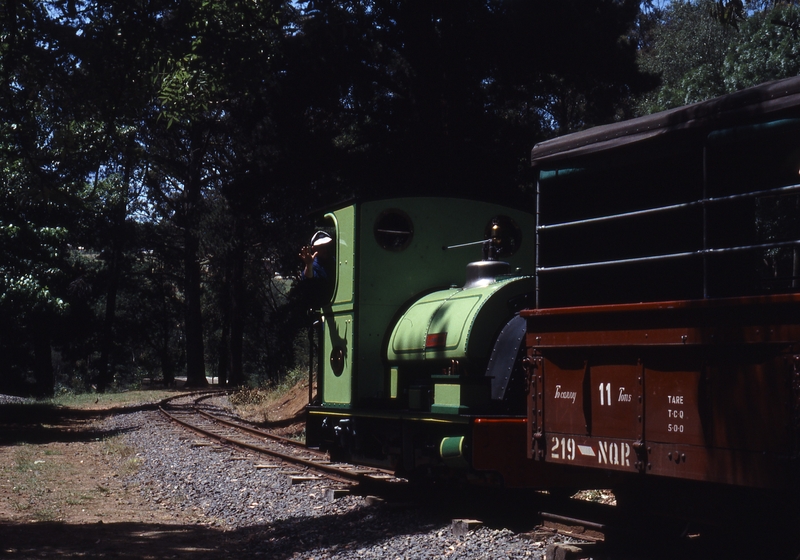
[
  {"x1": 228, "y1": 369, "x2": 309, "y2": 425},
  {"x1": 572, "y1": 489, "x2": 617, "y2": 505},
  {"x1": 102, "y1": 435, "x2": 141, "y2": 477},
  {"x1": 5, "y1": 444, "x2": 70, "y2": 522},
  {"x1": 41, "y1": 389, "x2": 179, "y2": 410},
  {"x1": 1, "y1": 432, "x2": 143, "y2": 522}
]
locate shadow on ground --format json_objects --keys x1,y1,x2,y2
[
  {"x1": 0, "y1": 503, "x2": 447, "y2": 559},
  {"x1": 0, "y1": 402, "x2": 158, "y2": 446},
  {"x1": 3, "y1": 503, "x2": 799, "y2": 560},
  {"x1": 0, "y1": 520, "x2": 236, "y2": 559}
]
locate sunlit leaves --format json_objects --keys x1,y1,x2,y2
[
  {"x1": 636, "y1": 0, "x2": 735, "y2": 112},
  {"x1": 636, "y1": 0, "x2": 800, "y2": 114},
  {"x1": 0, "y1": 220, "x2": 69, "y2": 314},
  {"x1": 724, "y1": 4, "x2": 800, "y2": 89},
  {"x1": 154, "y1": 53, "x2": 216, "y2": 128},
  {"x1": 707, "y1": 0, "x2": 745, "y2": 26}
]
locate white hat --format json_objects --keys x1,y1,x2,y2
[{"x1": 310, "y1": 231, "x2": 333, "y2": 247}]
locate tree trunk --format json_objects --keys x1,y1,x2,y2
[
  {"x1": 160, "y1": 268, "x2": 176, "y2": 386},
  {"x1": 184, "y1": 226, "x2": 207, "y2": 387},
  {"x1": 217, "y1": 324, "x2": 230, "y2": 386},
  {"x1": 32, "y1": 316, "x2": 54, "y2": 397},
  {"x1": 183, "y1": 130, "x2": 207, "y2": 388},
  {"x1": 217, "y1": 252, "x2": 231, "y2": 387},
  {"x1": 97, "y1": 144, "x2": 133, "y2": 393},
  {"x1": 96, "y1": 222, "x2": 122, "y2": 393},
  {"x1": 228, "y1": 231, "x2": 245, "y2": 387}
]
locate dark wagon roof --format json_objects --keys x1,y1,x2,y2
[{"x1": 530, "y1": 76, "x2": 800, "y2": 167}]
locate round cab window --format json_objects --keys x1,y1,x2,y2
[
  {"x1": 484, "y1": 215, "x2": 522, "y2": 258},
  {"x1": 374, "y1": 210, "x2": 413, "y2": 251}
]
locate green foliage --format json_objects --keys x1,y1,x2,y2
[
  {"x1": 154, "y1": 54, "x2": 214, "y2": 127},
  {"x1": 636, "y1": 1, "x2": 800, "y2": 115},
  {"x1": 0, "y1": 222, "x2": 69, "y2": 314},
  {"x1": 637, "y1": 0, "x2": 736, "y2": 112},
  {"x1": 281, "y1": 0, "x2": 651, "y2": 204},
  {"x1": 708, "y1": 0, "x2": 746, "y2": 26},
  {"x1": 0, "y1": 0, "x2": 655, "y2": 396},
  {"x1": 724, "y1": 4, "x2": 800, "y2": 89}
]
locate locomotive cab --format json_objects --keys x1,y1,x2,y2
[{"x1": 306, "y1": 197, "x2": 538, "y2": 478}]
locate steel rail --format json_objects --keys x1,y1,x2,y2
[
  {"x1": 193, "y1": 406, "x2": 304, "y2": 448},
  {"x1": 158, "y1": 399, "x2": 394, "y2": 484},
  {"x1": 190, "y1": 392, "x2": 331, "y2": 456}
]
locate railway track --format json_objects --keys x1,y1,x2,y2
[
  {"x1": 153, "y1": 393, "x2": 790, "y2": 558},
  {"x1": 158, "y1": 392, "x2": 406, "y2": 488},
  {"x1": 157, "y1": 393, "x2": 615, "y2": 544}
]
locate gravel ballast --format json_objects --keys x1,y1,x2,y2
[
  {"x1": 0, "y1": 394, "x2": 33, "y2": 405},
  {"x1": 106, "y1": 407, "x2": 571, "y2": 559}
]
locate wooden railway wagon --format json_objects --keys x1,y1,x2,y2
[{"x1": 526, "y1": 76, "x2": 800, "y2": 504}]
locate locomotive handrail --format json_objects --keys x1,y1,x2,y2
[
  {"x1": 443, "y1": 239, "x2": 489, "y2": 250},
  {"x1": 537, "y1": 182, "x2": 800, "y2": 232}
]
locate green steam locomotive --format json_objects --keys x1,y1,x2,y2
[{"x1": 305, "y1": 197, "x2": 540, "y2": 483}]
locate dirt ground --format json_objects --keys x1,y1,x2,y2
[
  {"x1": 231, "y1": 379, "x2": 311, "y2": 437},
  {"x1": 0, "y1": 387, "x2": 309, "y2": 559}
]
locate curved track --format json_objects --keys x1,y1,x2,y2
[
  {"x1": 152, "y1": 393, "x2": 800, "y2": 558},
  {"x1": 154, "y1": 392, "x2": 775, "y2": 557},
  {"x1": 158, "y1": 392, "x2": 405, "y2": 487}
]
